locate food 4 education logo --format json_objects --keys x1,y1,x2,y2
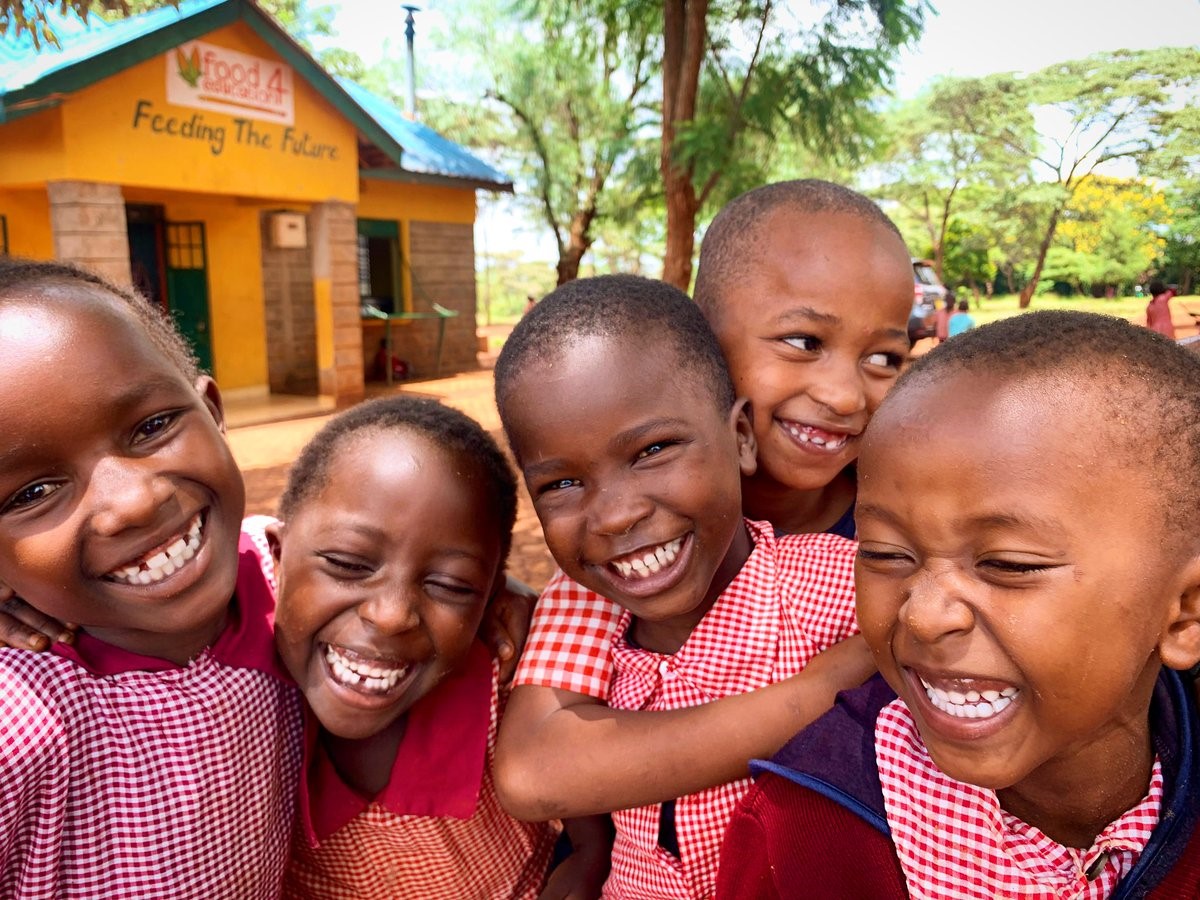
[{"x1": 166, "y1": 41, "x2": 295, "y2": 126}]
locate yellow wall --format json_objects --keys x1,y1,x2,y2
[
  {"x1": 0, "y1": 188, "x2": 54, "y2": 257},
  {"x1": 125, "y1": 186, "x2": 285, "y2": 389},
  {"x1": 357, "y1": 180, "x2": 477, "y2": 224},
  {"x1": 60, "y1": 23, "x2": 358, "y2": 202},
  {"x1": 0, "y1": 109, "x2": 68, "y2": 188}
]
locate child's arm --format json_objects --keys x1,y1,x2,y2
[
  {"x1": 0, "y1": 597, "x2": 74, "y2": 650},
  {"x1": 539, "y1": 815, "x2": 614, "y2": 900},
  {"x1": 494, "y1": 635, "x2": 875, "y2": 820}
]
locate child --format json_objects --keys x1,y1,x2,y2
[
  {"x1": 946, "y1": 296, "x2": 975, "y2": 338},
  {"x1": 492, "y1": 275, "x2": 865, "y2": 897},
  {"x1": 494, "y1": 182, "x2": 911, "y2": 886},
  {"x1": 0, "y1": 258, "x2": 303, "y2": 895},
  {"x1": 263, "y1": 395, "x2": 606, "y2": 899},
  {"x1": 717, "y1": 312, "x2": 1200, "y2": 898},
  {"x1": 1146, "y1": 279, "x2": 1177, "y2": 339}
]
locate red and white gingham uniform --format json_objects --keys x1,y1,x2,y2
[
  {"x1": 875, "y1": 699, "x2": 1163, "y2": 900},
  {"x1": 285, "y1": 640, "x2": 558, "y2": 899},
  {"x1": 517, "y1": 520, "x2": 859, "y2": 898},
  {"x1": 0, "y1": 525, "x2": 304, "y2": 899}
]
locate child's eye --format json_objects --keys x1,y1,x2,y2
[
  {"x1": 317, "y1": 552, "x2": 375, "y2": 576},
  {"x1": 1, "y1": 480, "x2": 62, "y2": 514},
  {"x1": 537, "y1": 478, "x2": 581, "y2": 495},
  {"x1": 132, "y1": 411, "x2": 180, "y2": 444},
  {"x1": 979, "y1": 558, "x2": 1057, "y2": 575},
  {"x1": 856, "y1": 546, "x2": 913, "y2": 567},
  {"x1": 425, "y1": 578, "x2": 482, "y2": 604},
  {"x1": 782, "y1": 335, "x2": 820, "y2": 352},
  {"x1": 864, "y1": 351, "x2": 904, "y2": 370},
  {"x1": 636, "y1": 441, "x2": 676, "y2": 459}
]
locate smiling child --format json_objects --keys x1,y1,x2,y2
[
  {"x1": 267, "y1": 396, "x2": 602, "y2": 899},
  {"x1": 493, "y1": 275, "x2": 864, "y2": 897},
  {"x1": 717, "y1": 312, "x2": 1200, "y2": 898},
  {"x1": 0, "y1": 258, "x2": 302, "y2": 895}
]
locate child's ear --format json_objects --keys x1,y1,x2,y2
[
  {"x1": 264, "y1": 520, "x2": 285, "y2": 572},
  {"x1": 1159, "y1": 553, "x2": 1200, "y2": 672},
  {"x1": 195, "y1": 375, "x2": 227, "y2": 435},
  {"x1": 729, "y1": 398, "x2": 758, "y2": 478}
]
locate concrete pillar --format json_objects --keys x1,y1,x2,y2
[
  {"x1": 310, "y1": 200, "x2": 363, "y2": 404},
  {"x1": 47, "y1": 181, "x2": 131, "y2": 288}
]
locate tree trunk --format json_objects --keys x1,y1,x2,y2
[
  {"x1": 555, "y1": 208, "x2": 597, "y2": 285},
  {"x1": 1019, "y1": 205, "x2": 1063, "y2": 309},
  {"x1": 659, "y1": 0, "x2": 708, "y2": 291}
]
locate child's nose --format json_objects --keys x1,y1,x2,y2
[
  {"x1": 88, "y1": 457, "x2": 173, "y2": 536},
  {"x1": 898, "y1": 567, "x2": 975, "y2": 645},
  {"x1": 359, "y1": 586, "x2": 421, "y2": 635},
  {"x1": 808, "y1": 358, "x2": 868, "y2": 417},
  {"x1": 587, "y1": 484, "x2": 653, "y2": 537}
]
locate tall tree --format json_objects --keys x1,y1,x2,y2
[
  {"x1": 658, "y1": 0, "x2": 925, "y2": 288},
  {"x1": 935, "y1": 48, "x2": 1200, "y2": 308},
  {"x1": 425, "y1": 0, "x2": 657, "y2": 285}
]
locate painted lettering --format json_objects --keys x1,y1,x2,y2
[
  {"x1": 281, "y1": 127, "x2": 339, "y2": 161},
  {"x1": 132, "y1": 99, "x2": 226, "y2": 155},
  {"x1": 233, "y1": 118, "x2": 272, "y2": 149}
]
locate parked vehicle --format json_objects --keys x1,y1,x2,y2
[{"x1": 908, "y1": 259, "x2": 948, "y2": 344}]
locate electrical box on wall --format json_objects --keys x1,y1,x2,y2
[{"x1": 269, "y1": 212, "x2": 307, "y2": 249}]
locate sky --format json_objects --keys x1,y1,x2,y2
[
  {"x1": 319, "y1": 0, "x2": 1200, "y2": 261},
  {"x1": 324, "y1": 0, "x2": 1200, "y2": 99}
]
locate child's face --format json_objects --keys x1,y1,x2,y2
[
  {"x1": 0, "y1": 290, "x2": 245, "y2": 662},
  {"x1": 271, "y1": 430, "x2": 504, "y2": 740},
  {"x1": 709, "y1": 210, "x2": 912, "y2": 495},
  {"x1": 503, "y1": 334, "x2": 756, "y2": 647},
  {"x1": 854, "y1": 373, "x2": 1198, "y2": 799}
]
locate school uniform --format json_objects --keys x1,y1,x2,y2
[
  {"x1": 285, "y1": 640, "x2": 558, "y2": 900},
  {"x1": 716, "y1": 671, "x2": 1200, "y2": 899},
  {"x1": 514, "y1": 520, "x2": 859, "y2": 898},
  {"x1": 0, "y1": 528, "x2": 304, "y2": 899}
]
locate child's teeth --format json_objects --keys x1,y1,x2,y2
[
  {"x1": 920, "y1": 676, "x2": 1019, "y2": 720},
  {"x1": 324, "y1": 645, "x2": 408, "y2": 693},
  {"x1": 108, "y1": 513, "x2": 203, "y2": 585},
  {"x1": 611, "y1": 537, "x2": 684, "y2": 580}
]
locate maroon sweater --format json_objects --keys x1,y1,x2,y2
[{"x1": 716, "y1": 673, "x2": 1200, "y2": 899}]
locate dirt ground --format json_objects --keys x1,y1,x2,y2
[{"x1": 230, "y1": 323, "x2": 558, "y2": 592}]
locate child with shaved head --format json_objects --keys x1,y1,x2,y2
[{"x1": 718, "y1": 311, "x2": 1200, "y2": 898}]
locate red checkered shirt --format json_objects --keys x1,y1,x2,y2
[
  {"x1": 516, "y1": 520, "x2": 859, "y2": 898},
  {"x1": 875, "y1": 698, "x2": 1163, "y2": 900},
  {"x1": 285, "y1": 640, "x2": 559, "y2": 899},
  {"x1": 0, "y1": 524, "x2": 304, "y2": 899}
]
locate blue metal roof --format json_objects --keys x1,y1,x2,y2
[{"x1": 0, "y1": 0, "x2": 511, "y2": 190}]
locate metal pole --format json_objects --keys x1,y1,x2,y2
[{"x1": 403, "y1": 5, "x2": 418, "y2": 119}]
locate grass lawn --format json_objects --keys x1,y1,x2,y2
[{"x1": 964, "y1": 293, "x2": 1200, "y2": 327}]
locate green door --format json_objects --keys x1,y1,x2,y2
[{"x1": 165, "y1": 222, "x2": 214, "y2": 374}]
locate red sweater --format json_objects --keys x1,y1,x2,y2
[{"x1": 716, "y1": 673, "x2": 1200, "y2": 899}]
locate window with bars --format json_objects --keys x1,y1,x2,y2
[{"x1": 356, "y1": 219, "x2": 404, "y2": 315}]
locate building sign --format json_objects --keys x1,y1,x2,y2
[{"x1": 166, "y1": 41, "x2": 294, "y2": 125}]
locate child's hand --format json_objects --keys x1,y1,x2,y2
[
  {"x1": 539, "y1": 815, "x2": 613, "y2": 900},
  {"x1": 479, "y1": 575, "x2": 538, "y2": 684},
  {"x1": 0, "y1": 597, "x2": 75, "y2": 651}
]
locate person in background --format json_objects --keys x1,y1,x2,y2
[
  {"x1": 946, "y1": 297, "x2": 975, "y2": 338},
  {"x1": 1146, "y1": 280, "x2": 1177, "y2": 339}
]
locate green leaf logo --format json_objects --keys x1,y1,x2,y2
[{"x1": 175, "y1": 46, "x2": 202, "y2": 88}]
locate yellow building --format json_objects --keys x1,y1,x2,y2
[{"x1": 0, "y1": 0, "x2": 511, "y2": 405}]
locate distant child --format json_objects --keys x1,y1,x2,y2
[
  {"x1": 946, "y1": 296, "x2": 975, "y2": 338},
  {"x1": 496, "y1": 182, "x2": 911, "y2": 892},
  {"x1": 935, "y1": 293, "x2": 955, "y2": 343},
  {"x1": 492, "y1": 275, "x2": 865, "y2": 897},
  {"x1": 718, "y1": 312, "x2": 1200, "y2": 898},
  {"x1": 0, "y1": 258, "x2": 303, "y2": 895},
  {"x1": 1146, "y1": 280, "x2": 1178, "y2": 339},
  {"x1": 265, "y1": 396, "x2": 605, "y2": 899}
]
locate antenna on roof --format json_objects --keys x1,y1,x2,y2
[{"x1": 402, "y1": 4, "x2": 419, "y2": 120}]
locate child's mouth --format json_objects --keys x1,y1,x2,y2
[
  {"x1": 919, "y1": 674, "x2": 1019, "y2": 720},
  {"x1": 324, "y1": 643, "x2": 410, "y2": 695},
  {"x1": 779, "y1": 420, "x2": 850, "y2": 452},
  {"x1": 106, "y1": 513, "x2": 203, "y2": 585},
  {"x1": 609, "y1": 537, "x2": 684, "y2": 579}
]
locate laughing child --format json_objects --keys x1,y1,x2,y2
[
  {"x1": 495, "y1": 182, "x2": 912, "y2": 893},
  {"x1": 492, "y1": 275, "x2": 865, "y2": 897},
  {"x1": 718, "y1": 312, "x2": 1200, "y2": 898},
  {"x1": 266, "y1": 396, "x2": 605, "y2": 899},
  {"x1": 0, "y1": 258, "x2": 302, "y2": 895}
]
